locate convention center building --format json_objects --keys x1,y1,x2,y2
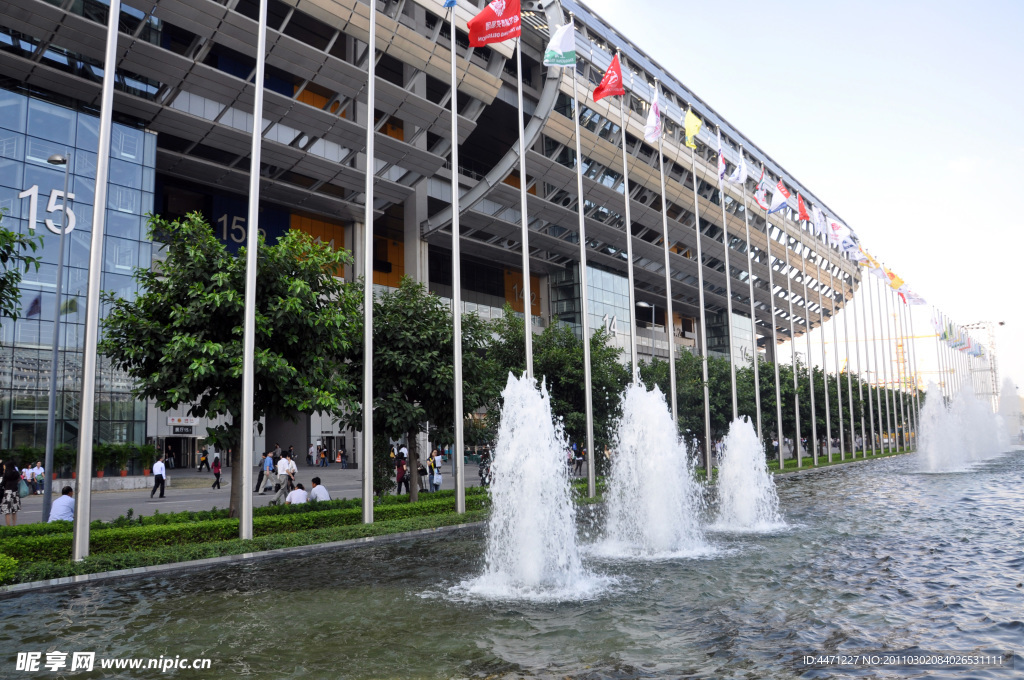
[{"x1": 0, "y1": 0, "x2": 858, "y2": 465}]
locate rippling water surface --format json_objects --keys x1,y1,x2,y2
[{"x1": 2, "y1": 451, "x2": 1021, "y2": 679}]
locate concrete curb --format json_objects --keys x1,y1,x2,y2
[{"x1": 0, "y1": 520, "x2": 486, "y2": 598}]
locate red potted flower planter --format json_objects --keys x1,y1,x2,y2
[
  {"x1": 143, "y1": 468, "x2": 151, "y2": 476},
  {"x1": 120, "y1": 470, "x2": 128, "y2": 477},
  {"x1": 96, "y1": 470, "x2": 105, "y2": 478}
]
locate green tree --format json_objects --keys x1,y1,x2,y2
[
  {"x1": 100, "y1": 212, "x2": 360, "y2": 518},
  {"x1": 0, "y1": 213, "x2": 42, "y2": 323},
  {"x1": 339, "y1": 277, "x2": 494, "y2": 501},
  {"x1": 488, "y1": 308, "x2": 630, "y2": 468}
]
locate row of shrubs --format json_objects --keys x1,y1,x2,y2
[
  {"x1": 0, "y1": 494, "x2": 490, "y2": 563},
  {"x1": 0, "y1": 487, "x2": 494, "y2": 539},
  {"x1": 1, "y1": 510, "x2": 489, "y2": 586}
]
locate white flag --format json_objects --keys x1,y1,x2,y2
[
  {"x1": 725, "y1": 155, "x2": 747, "y2": 184},
  {"x1": 543, "y1": 21, "x2": 576, "y2": 67},
  {"x1": 644, "y1": 90, "x2": 662, "y2": 143},
  {"x1": 811, "y1": 206, "x2": 827, "y2": 237}
]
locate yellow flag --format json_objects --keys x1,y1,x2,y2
[
  {"x1": 885, "y1": 267, "x2": 905, "y2": 291},
  {"x1": 684, "y1": 110, "x2": 702, "y2": 149}
]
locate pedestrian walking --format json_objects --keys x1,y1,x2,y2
[
  {"x1": 428, "y1": 450, "x2": 442, "y2": 493},
  {"x1": 2, "y1": 461, "x2": 22, "y2": 526},
  {"x1": 150, "y1": 455, "x2": 167, "y2": 499},
  {"x1": 396, "y1": 452, "x2": 409, "y2": 495},
  {"x1": 254, "y1": 452, "x2": 268, "y2": 493},
  {"x1": 197, "y1": 446, "x2": 210, "y2": 472},
  {"x1": 211, "y1": 456, "x2": 222, "y2": 489},
  {"x1": 271, "y1": 451, "x2": 296, "y2": 505}
]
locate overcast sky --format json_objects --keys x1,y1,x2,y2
[{"x1": 579, "y1": 0, "x2": 1024, "y2": 401}]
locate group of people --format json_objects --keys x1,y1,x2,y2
[
  {"x1": 0, "y1": 459, "x2": 75, "y2": 526},
  {"x1": 394, "y1": 446, "x2": 445, "y2": 494},
  {"x1": 306, "y1": 443, "x2": 345, "y2": 468},
  {"x1": 255, "y1": 446, "x2": 332, "y2": 505}
]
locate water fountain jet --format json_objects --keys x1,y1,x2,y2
[
  {"x1": 593, "y1": 383, "x2": 710, "y2": 559},
  {"x1": 711, "y1": 416, "x2": 786, "y2": 532}
]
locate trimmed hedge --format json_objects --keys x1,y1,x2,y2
[
  {"x1": 0, "y1": 495, "x2": 490, "y2": 563},
  {"x1": 0, "y1": 487, "x2": 495, "y2": 540},
  {"x1": 7, "y1": 510, "x2": 488, "y2": 586}
]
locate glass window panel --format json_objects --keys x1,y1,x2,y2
[
  {"x1": 104, "y1": 236, "x2": 138, "y2": 272},
  {"x1": 73, "y1": 174, "x2": 96, "y2": 207},
  {"x1": 76, "y1": 114, "x2": 99, "y2": 153},
  {"x1": 108, "y1": 157, "x2": 141, "y2": 189},
  {"x1": 73, "y1": 149, "x2": 97, "y2": 179},
  {"x1": 108, "y1": 186, "x2": 140, "y2": 213},
  {"x1": 0, "y1": 89, "x2": 27, "y2": 133},
  {"x1": 106, "y1": 210, "x2": 140, "y2": 239},
  {"x1": 24, "y1": 136, "x2": 67, "y2": 167},
  {"x1": 27, "y1": 99, "x2": 76, "y2": 146},
  {"x1": 0, "y1": 156, "x2": 22, "y2": 190},
  {"x1": 143, "y1": 130, "x2": 156, "y2": 166},
  {"x1": 0, "y1": 129, "x2": 23, "y2": 162},
  {"x1": 141, "y1": 165, "x2": 154, "y2": 192},
  {"x1": 0, "y1": 188, "x2": 19, "y2": 219},
  {"x1": 102, "y1": 272, "x2": 136, "y2": 301},
  {"x1": 23, "y1": 163, "x2": 65, "y2": 208},
  {"x1": 110, "y1": 125, "x2": 143, "y2": 162}
]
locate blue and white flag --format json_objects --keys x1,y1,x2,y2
[{"x1": 444, "y1": 0, "x2": 456, "y2": 8}]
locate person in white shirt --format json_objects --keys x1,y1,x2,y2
[
  {"x1": 150, "y1": 455, "x2": 167, "y2": 498},
  {"x1": 48, "y1": 486, "x2": 75, "y2": 522},
  {"x1": 285, "y1": 483, "x2": 308, "y2": 505},
  {"x1": 271, "y1": 452, "x2": 296, "y2": 505},
  {"x1": 307, "y1": 443, "x2": 316, "y2": 467},
  {"x1": 308, "y1": 477, "x2": 330, "y2": 502}
]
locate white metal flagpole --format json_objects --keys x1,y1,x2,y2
[
  {"x1": 362, "y1": 2, "x2": 376, "y2": 523},
  {"x1": 516, "y1": 37, "x2": 534, "y2": 379},
  {"x1": 566, "y1": 15, "x2": 596, "y2": 498},
  {"x1": 239, "y1": 0, "x2": 268, "y2": 538},
  {"x1": 715, "y1": 128, "x2": 738, "y2": 420},
  {"x1": 655, "y1": 80, "x2": 678, "y2": 428},
  {"x1": 449, "y1": 5, "x2": 465, "y2": 514},
  {"x1": 783, "y1": 234, "x2": 802, "y2": 467},
  {"x1": 851, "y1": 270, "x2": 867, "y2": 458},
  {"x1": 760, "y1": 189, "x2": 785, "y2": 467},
  {"x1": 816, "y1": 249, "x2": 832, "y2": 463},
  {"x1": 685, "y1": 111, "x2": 713, "y2": 477},
  {"x1": 841, "y1": 258, "x2": 857, "y2": 458},
  {"x1": 829, "y1": 259, "x2": 846, "y2": 460},
  {"x1": 616, "y1": 52, "x2": 639, "y2": 383},
  {"x1": 860, "y1": 280, "x2": 876, "y2": 455},
  {"x1": 738, "y1": 149, "x2": 762, "y2": 440},
  {"x1": 801, "y1": 244, "x2": 817, "y2": 465},
  {"x1": 875, "y1": 273, "x2": 894, "y2": 453},
  {"x1": 72, "y1": 0, "x2": 121, "y2": 561}
]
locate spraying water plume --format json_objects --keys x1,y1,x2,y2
[
  {"x1": 712, "y1": 416, "x2": 786, "y2": 532},
  {"x1": 594, "y1": 383, "x2": 710, "y2": 559}
]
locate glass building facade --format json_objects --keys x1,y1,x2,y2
[
  {"x1": 550, "y1": 263, "x2": 633, "y2": 354},
  {"x1": 0, "y1": 86, "x2": 155, "y2": 449}
]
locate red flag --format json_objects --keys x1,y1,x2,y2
[
  {"x1": 797, "y1": 194, "x2": 811, "y2": 222},
  {"x1": 468, "y1": 0, "x2": 521, "y2": 47},
  {"x1": 593, "y1": 54, "x2": 625, "y2": 102}
]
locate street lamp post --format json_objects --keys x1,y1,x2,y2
[{"x1": 42, "y1": 152, "x2": 71, "y2": 523}]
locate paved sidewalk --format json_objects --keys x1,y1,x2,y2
[{"x1": 16, "y1": 458, "x2": 483, "y2": 524}]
